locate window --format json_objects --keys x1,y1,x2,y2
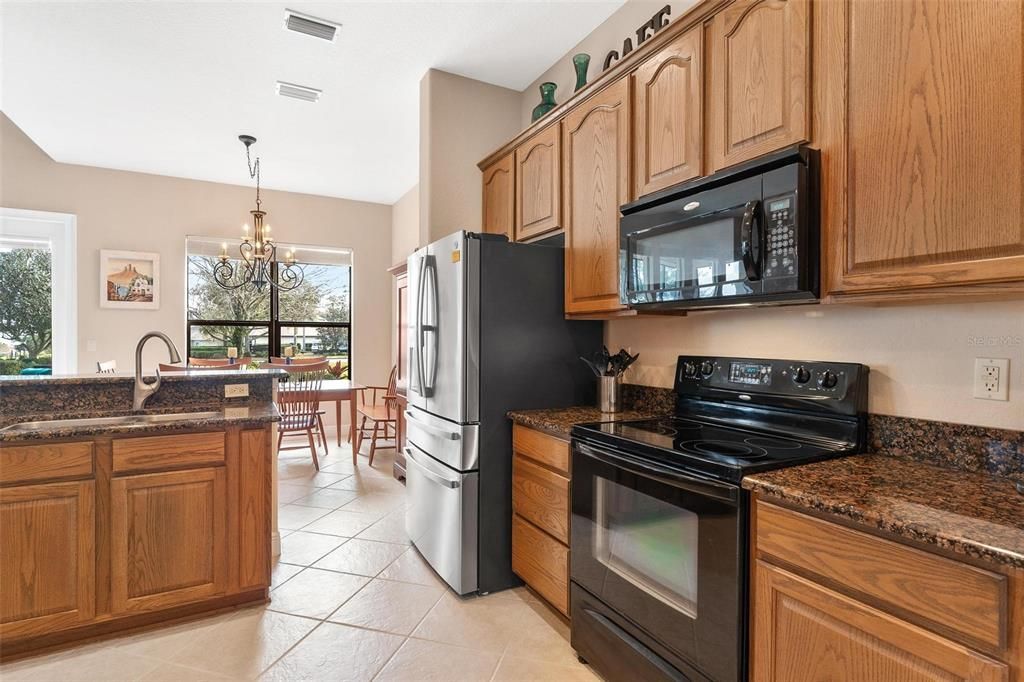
[
  {"x1": 186, "y1": 237, "x2": 351, "y2": 376},
  {"x1": 0, "y1": 208, "x2": 77, "y2": 376}
]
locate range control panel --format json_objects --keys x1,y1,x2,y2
[{"x1": 675, "y1": 355, "x2": 869, "y2": 415}]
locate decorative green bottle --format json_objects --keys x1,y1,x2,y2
[
  {"x1": 573, "y1": 53, "x2": 590, "y2": 92},
  {"x1": 531, "y1": 82, "x2": 558, "y2": 123}
]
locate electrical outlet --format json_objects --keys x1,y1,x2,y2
[
  {"x1": 224, "y1": 383, "x2": 249, "y2": 399},
  {"x1": 973, "y1": 358, "x2": 1009, "y2": 401}
]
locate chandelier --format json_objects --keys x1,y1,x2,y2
[{"x1": 214, "y1": 135, "x2": 304, "y2": 292}]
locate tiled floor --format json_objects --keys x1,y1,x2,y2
[{"x1": 1, "y1": 439, "x2": 597, "y2": 682}]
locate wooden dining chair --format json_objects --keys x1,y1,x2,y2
[
  {"x1": 157, "y1": 362, "x2": 244, "y2": 372},
  {"x1": 188, "y1": 357, "x2": 231, "y2": 366},
  {"x1": 275, "y1": 360, "x2": 330, "y2": 470},
  {"x1": 266, "y1": 360, "x2": 329, "y2": 449},
  {"x1": 355, "y1": 365, "x2": 398, "y2": 465},
  {"x1": 96, "y1": 360, "x2": 117, "y2": 374}
]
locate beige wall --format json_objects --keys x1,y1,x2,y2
[
  {"x1": 391, "y1": 183, "x2": 420, "y2": 267},
  {"x1": 420, "y1": 69, "x2": 521, "y2": 243},
  {"x1": 0, "y1": 114, "x2": 393, "y2": 415},
  {"x1": 520, "y1": 0, "x2": 692, "y2": 127},
  {"x1": 608, "y1": 302, "x2": 1024, "y2": 430}
]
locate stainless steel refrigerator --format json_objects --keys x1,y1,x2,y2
[{"x1": 404, "y1": 230, "x2": 601, "y2": 595}]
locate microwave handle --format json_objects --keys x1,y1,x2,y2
[{"x1": 740, "y1": 200, "x2": 762, "y2": 282}]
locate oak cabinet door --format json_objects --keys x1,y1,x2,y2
[
  {"x1": 563, "y1": 78, "x2": 630, "y2": 314},
  {"x1": 515, "y1": 123, "x2": 562, "y2": 241},
  {"x1": 0, "y1": 481, "x2": 96, "y2": 637},
  {"x1": 481, "y1": 152, "x2": 514, "y2": 240},
  {"x1": 111, "y1": 467, "x2": 227, "y2": 613},
  {"x1": 709, "y1": 0, "x2": 810, "y2": 171},
  {"x1": 751, "y1": 561, "x2": 1007, "y2": 682},
  {"x1": 633, "y1": 26, "x2": 703, "y2": 197},
  {"x1": 237, "y1": 429, "x2": 271, "y2": 591},
  {"x1": 818, "y1": 0, "x2": 1024, "y2": 295}
]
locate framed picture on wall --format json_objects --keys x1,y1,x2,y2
[{"x1": 100, "y1": 249, "x2": 160, "y2": 309}]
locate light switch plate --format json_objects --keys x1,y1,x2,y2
[
  {"x1": 224, "y1": 383, "x2": 249, "y2": 398},
  {"x1": 973, "y1": 358, "x2": 1009, "y2": 401}
]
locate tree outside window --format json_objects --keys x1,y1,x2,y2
[{"x1": 0, "y1": 247, "x2": 53, "y2": 375}]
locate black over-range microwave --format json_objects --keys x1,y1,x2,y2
[{"x1": 620, "y1": 145, "x2": 819, "y2": 310}]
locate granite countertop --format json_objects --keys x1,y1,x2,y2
[
  {"x1": 743, "y1": 454, "x2": 1024, "y2": 569},
  {"x1": 0, "y1": 368, "x2": 287, "y2": 385},
  {"x1": 508, "y1": 406, "x2": 658, "y2": 439},
  {"x1": 0, "y1": 403, "x2": 280, "y2": 443}
]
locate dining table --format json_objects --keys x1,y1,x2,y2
[{"x1": 316, "y1": 379, "x2": 367, "y2": 463}]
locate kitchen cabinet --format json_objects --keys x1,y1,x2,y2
[
  {"x1": 563, "y1": 78, "x2": 631, "y2": 315},
  {"x1": 816, "y1": 0, "x2": 1024, "y2": 298},
  {"x1": 0, "y1": 426, "x2": 273, "y2": 658},
  {"x1": 111, "y1": 467, "x2": 227, "y2": 614},
  {"x1": 632, "y1": 25, "x2": 703, "y2": 197},
  {"x1": 481, "y1": 152, "x2": 514, "y2": 240},
  {"x1": 514, "y1": 122, "x2": 561, "y2": 241},
  {"x1": 390, "y1": 261, "x2": 409, "y2": 482},
  {"x1": 708, "y1": 0, "x2": 810, "y2": 172},
  {"x1": 751, "y1": 498, "x2": 1023, "y2": 681},
  {"x1": 510, "y1": 424, "x2": 571, "y2": 615},
  {"x1": 0, "y1": 480, "x2": 96, "y2": 638}
]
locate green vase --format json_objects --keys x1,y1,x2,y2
[
  {"x1": 573, "y1": 53, "x2": 590, "y2": 92},
  {"x1": 531, "y1": 82, "x2": 557, "y2": 123}
]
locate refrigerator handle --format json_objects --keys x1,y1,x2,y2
[
  {"x1": 413, "y1": 254, "x2": 428, "y2": 397},
  {"x1": 423, "y1": 256, "x2": 440, "y2": 394},
  {"x1": 405, "y1": 446, "x2": 460, "y2": 489}
]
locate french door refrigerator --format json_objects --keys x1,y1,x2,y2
[{"x1": 405, "y1": 231, "x2": 601, "y2": 595}]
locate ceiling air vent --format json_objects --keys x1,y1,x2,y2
[
  {"x1": 276, "y1": 81, "x2": 322, "y2": 103},
  {"x1": 284, "y1": 10, "x2": 339, "y2": 42}
]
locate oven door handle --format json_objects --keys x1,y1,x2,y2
[
  {"x1": 576, "y1": 441, "x2": 739, "y2": 504},
  {"x1": 740, "y1": 200, "x2": 762, "y2": 282}
]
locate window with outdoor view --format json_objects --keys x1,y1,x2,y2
[{"x1": 186, "y1": 237, "x2": 351, "y2": 377}]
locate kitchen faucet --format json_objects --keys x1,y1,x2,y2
[{"x1": 134, "y1": 331, "x2": 182, "y2": 410}]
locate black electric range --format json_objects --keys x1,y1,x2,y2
[{"x1": 569, "y1": 355, "x2": 868, "y2": 682}]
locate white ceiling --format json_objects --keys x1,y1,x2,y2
[{"x1": 1, "y1": 1, "x2": 625, "y2": 204}]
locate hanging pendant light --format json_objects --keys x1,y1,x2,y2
[{"x1": 213, "y1": 135, "x2": 304, "y2": 292}]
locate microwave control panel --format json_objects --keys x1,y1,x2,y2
[{"x1": 763, "y1": 194, "x2": 796, "y2": 280}]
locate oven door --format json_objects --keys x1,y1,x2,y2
[
  {"x1": 621, "y1": 176, "x2": 764, "y2": 307},
  {"x1": 571, "y1": 439, "x2": 743, "y2": 682}
]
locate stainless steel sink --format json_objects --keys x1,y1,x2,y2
[{"x1": 0, "y1": 411, "x2": 223, "y2": 434}]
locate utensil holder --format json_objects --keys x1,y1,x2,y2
[{"x1": 599, "y1": 375, "x2": 622, "y2": 413}]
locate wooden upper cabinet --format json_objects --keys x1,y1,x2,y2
[
  {"x1": 633, "y1": 26, "x2": 704, "y2": 197},
  {"x1": 563, "y1": 78, "x2": 630, "y2": 315},
  {"x1": 0, "y1": 481, "x2": 96, "y2": 638},
  {"x1": 515, "y1": 123, "x2": 562, "y2": 241},
  {"x1": 481, "y1": 152, "x2": 514, "y2": 240},
  {"x1": 708, "y1": 0, "x2": 810, "y2": 171},
  {"x1": 752, "y1": 561, "x2": 1008, "y2": 682},
  {"x1": 111, "y1": 467, "x2": 227, "y2": 614},
  {"x1": 818, "y1": 0, "x2": 1024, "y2": 296}
]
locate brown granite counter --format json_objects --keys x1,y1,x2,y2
[
  {"x1": 507, "y1": 406, "x2": 657, "y2": 439},
  {"x1": 0, "y1": 403, "x2": 280, "y2": 443},
  {"x1": 743, "y1": 455, "x2": 1024, "y2": 569}
]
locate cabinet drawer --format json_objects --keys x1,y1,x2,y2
[
  {"x1": 755, "y1": 500, "x2": 1007, "y2": 650},
  {"x1": 512, "y1": 424, "x2": 569, "y2": 475},
  {"x1": 113, "y1": 432, "x2": 225, "y2": 474},
  {"x1": 512, "y1": 514, "x2": 569, "y2": 616},
  {"x1": 513, "y1": 454, "x2": 570, "y2": 543},
  {"x1": 0, "y1": 442, "x2": 94, "y2": 485}
]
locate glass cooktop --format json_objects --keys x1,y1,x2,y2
[{"x1": 574, "y1": 416, "x2": 856, "y2": 482}]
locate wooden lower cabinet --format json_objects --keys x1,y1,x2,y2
[
  {"x1": 510, "y1": 424, "x2": 571, "y2": 616},
  {"x1": 111, "y1": 467, "x2": 227, "y2": 614},
  {"x1": 0, "y1": 481, "x2": 96, "y2": 638},
  {"x1": 751, "y1": 497, "x2": 1022, "y2": 681},
  {"x1": 0, "y1": 425, "x2": 273, "y2": 657}
]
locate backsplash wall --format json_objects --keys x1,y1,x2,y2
[{"x1": 608, "y1": 300, "x2": 1024, "y2": 430}]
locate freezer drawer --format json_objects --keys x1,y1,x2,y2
[
  {"x1": 405, "y1": 407, "x2": 479, "y2": 472},
  {"x1": 405, "y1": 443, "x2": 479, "y2": 595}
]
